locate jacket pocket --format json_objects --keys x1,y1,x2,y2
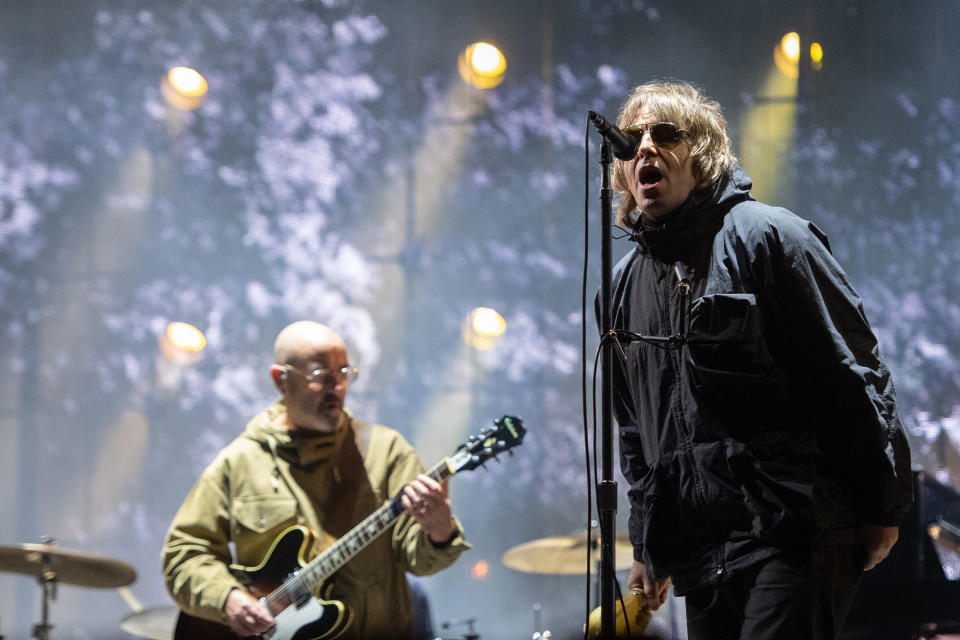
[
  {"x1": 685, "y1": 293, "x2": 788, "y2": 433},
  {"x1": 231, "y1": 495, "x2": 298, "y2": 535}
]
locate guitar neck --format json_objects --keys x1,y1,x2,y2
[
  {"x1": 292, "y1": 457, "x2": 455, "y2": 593},
  {"x1": 258, "y1": 415, "x2": 523, "y2": 623}
]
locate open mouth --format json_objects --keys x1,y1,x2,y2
[{"x1": 639, "y1": 166, "x2": 662, "y2": 186}]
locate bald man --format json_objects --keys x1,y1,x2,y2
[{"x1": 163, "y1": 321, "x2": 469, "y2": 640}]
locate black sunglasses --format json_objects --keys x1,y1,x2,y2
[{"x1": 622, "y1": 122, "x2": 685, "y2": 148}]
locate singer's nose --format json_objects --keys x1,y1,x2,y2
[{"x1": 637, "y1": 129, "x2": 657, "y2": 155}]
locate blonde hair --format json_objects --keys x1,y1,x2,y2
[{"x1": 613, "y1": 81, "x2": 736, "y2": 228}]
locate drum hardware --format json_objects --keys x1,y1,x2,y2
[
  {"x1": 529, "y1": 601, "x2": 551, "y2": 639},
  {"x1": 119, "y1": 606, "x2": 179, "y2": 640},
  {"x1": 34, "y1": 537, "x2": 56, "y2": 640},
  {"x1": 504, "y1": 528, "x2": 638, "y2": 638},
  {"x1": 0, "y1": 536, "x2": 137, "y2": 640},
  {"x1": 439, "y1": 616, "x2": 480, "y2": 640}
]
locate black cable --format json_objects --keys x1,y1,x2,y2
[
  {"x1": 581, "y1": 113, "x2": 593, "y2": 640},
  {"x1": 600, "y1": 330, "x2": 683, "y2": 352}
]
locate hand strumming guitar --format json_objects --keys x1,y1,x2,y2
[{"x1": 224, "y1": 587, "x2": 274, "y2": 636}]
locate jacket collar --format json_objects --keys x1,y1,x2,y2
[
  {"x1": 243, "y1": 398, "x2": 351, "y2": 467},
  {"x1": 630, "y1": 164, "x2": 754, "y2": 258}
]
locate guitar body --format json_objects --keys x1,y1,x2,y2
[{"x1": 174, "y1": 527, "x2": 352, "y2": 640}]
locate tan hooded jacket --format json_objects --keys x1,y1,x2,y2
[{"x1": 162, "y1": 399, "x2": 469, "y2": 639}]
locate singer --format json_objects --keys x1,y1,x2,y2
[{"x1": 597, "y1": 81, "x2": 912, "y2": 640}]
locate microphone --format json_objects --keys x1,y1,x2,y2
[{"x1": 588, "y1": 110, "x2": 638, "y2": 160}]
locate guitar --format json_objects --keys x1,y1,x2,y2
[{"x1": 174, "y1": 415, "x2": 526, "y2": 640}]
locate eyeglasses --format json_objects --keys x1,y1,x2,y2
[
  {"x1": 622, "y1": 122, "x2": 685, "y2": 149},
  {"x1": 282, "y1": 364, "x2": 359, "y2": 385}
]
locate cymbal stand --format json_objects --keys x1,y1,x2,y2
[
  {"x1": 32, "y1": 537, "x2": 57, "y2": 640},
  {"x1": 530, "y1": 602, "x2": 551, "y2": 639},
  {"x1": 439, "y1": 616, "x2": 480, "y2": 640}
]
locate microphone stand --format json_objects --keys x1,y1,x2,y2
[{"x1": 596, "y1": 138, "x2": 618, "y2": 640}]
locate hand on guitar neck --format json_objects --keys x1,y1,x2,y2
[
  {"x1": 401, "y1": 474, "x2": 455, "y2": 543},
  {"x1": 224, "y1": 588, "x2": 274, "y2": 636}
]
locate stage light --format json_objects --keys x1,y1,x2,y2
[
  {"x1": 158, "y1": 321, "x2": 207, "y2": 365},
  {"x1": 470, "y1": 559, "x2": 490, "y2": 579},
  {"x1": 470, "y1": 43, "x2": 506, "y2": 77},
  {"x1": 457, "y1": 42, "x2": 507, "y2": 89},
  {"x1": 167, "y1": 321, "x2": 206, "y2": 351},
  {"x1": 471, "y1": 307, "x2": 506, "y2": 338},
  {"x1": 810, "y1": 42, "x2": 824, "y2": 71},
  {"x1": 462, "y1": 307, "x2": 506, "y2": 350},
  {"x1": 773, "y1": 32, "x2": 801, "y2": 79},
  {"x1": 161, "y1": 66, "x2": 208, "y2": 110},
  {"x1": 782, "y1": 32, "x2": 800, "y2": 63},
  {"x1": 168, "y1": 67, "x2": 207, "y2": 97}
]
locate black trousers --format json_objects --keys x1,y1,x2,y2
[{"x1": 684, "y1": 545, "x2": 864, "y2": 640}]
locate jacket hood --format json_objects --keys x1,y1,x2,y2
[
  {"x1": 631, "y1": 164, "x2": 754, "y2": 258},
  {"x1": 242, "y1": 398, "x2": 350, "y2": 467}
]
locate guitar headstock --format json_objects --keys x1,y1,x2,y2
[{"x1": 449, "y1": 415, "x2": 525, "y2": 473}]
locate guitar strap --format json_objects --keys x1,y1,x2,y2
[{"x1": 263, "y1": 413, "x2": 373, "y2": 559}]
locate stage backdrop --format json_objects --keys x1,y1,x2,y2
[{"x1": 0, "y1": 1, "x2": 957, "y2": 638}]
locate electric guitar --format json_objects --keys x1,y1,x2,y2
[{"x1": 173, "y1": 415, "x2": 526, "y2": 640}]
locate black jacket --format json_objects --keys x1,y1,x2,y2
[{"x1": 601, "y1": 165, "x2": 913, "y2": 593}]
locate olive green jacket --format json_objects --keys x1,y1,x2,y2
[{"x1": 162, "y1": 400, "x2": 469, "y2": 639}]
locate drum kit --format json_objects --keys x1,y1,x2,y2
[
  {"x1": 0, "y1": 528, "x2": 646, "y2": 640},
  {"x1": 436, "y1": 528, "x2": 649, "y2": 640},
  {"x1": 0, "y1": 537, "x2": 174, "y2": 640}
]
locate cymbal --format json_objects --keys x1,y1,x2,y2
[
  {"x1": 502, "y1": 531, "x2": 634, "y2": 574},
  {"x1": 120, "y1": 606, "x2": 178, "y2": 640},
  {"x1": 0, "y1": 543, "x2": 136, "y2": 588}
]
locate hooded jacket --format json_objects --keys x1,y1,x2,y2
[
  {"x1": 162, "y1": 400, "x2": 469, "y2": 639},
  {"x1": 603, "y1": 165, "x2": 912, "y2": 593}
]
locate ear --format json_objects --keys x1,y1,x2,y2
[{"x1": 270, "y1": 365, "x2": 287, "y2": 392}]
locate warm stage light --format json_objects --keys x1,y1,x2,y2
[
  {"x1": 458, "y1": 42, "x2": 507, "y2": 89},
  {"x1": 470, "y1": 307, "x2": 506, "y2": 338},
  {"x1": 470, "y1": 559, "x2": 490, "y2": 579},
  {"x1": 161, "y1": 66, "x2": 208, "y2": 110},
  {"x1": 781, "y1": 33, "x2": 801, "y2": 64},
  {"x1": 810, "y1": 42, "x2": 824, "y2": 70},
  {"x1": 774, "y1": 32, "x2": 801, "y2": 79},
  {"x1": 470, "y1": 43, "x2": 506, "y2": 77},
  {"x1": 159, "y1": 321, "x2": 207, "y2": 365},
  {"x1": 167, "y1": 321, "x2": 207, "y2": 351},
  {"x1": 463, "y1": 307, "x2": 507, "y2": 350},
  {"x1": 168, "y1": 67, "x2": 208, "y2": 97}
]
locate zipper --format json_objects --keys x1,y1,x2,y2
[{"x1": 660, "y1": 261, "x2": 709, "y2": 512}]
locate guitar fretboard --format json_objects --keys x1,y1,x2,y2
[{"x1": 267, "y1": 456, "x2": 455, "y2": 609}]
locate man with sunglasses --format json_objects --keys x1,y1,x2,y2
[
  {"x1": 601, "y1": 81, "x2": 912, "y2": 639},
  {"x1": 163, "y1": 321, "x2": 469, "y2": 639}
]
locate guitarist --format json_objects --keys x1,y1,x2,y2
[{"x1": 162, "y1": 321, "x2": 470, "y2": 639}]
